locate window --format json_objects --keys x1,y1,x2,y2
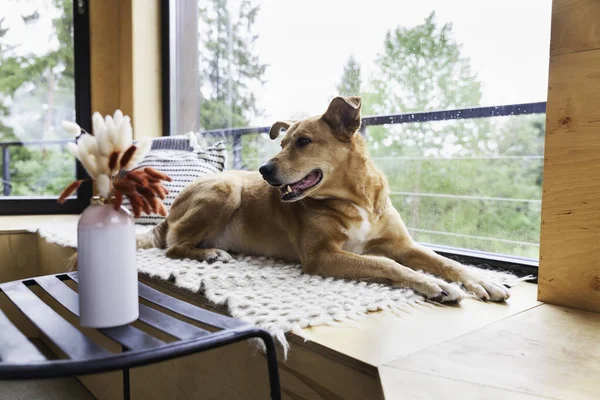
[
  {"x1": 166, "y1": 0, "x2": 551, "y2": 274},
  {"x1": 0, "y1": 0, "x2": 91, "y2": 214}
]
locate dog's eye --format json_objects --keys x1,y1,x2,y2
[{"x1": 296, "y1": 138, "x2": 311, "y2": 148}]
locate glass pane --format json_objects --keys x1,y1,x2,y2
[
  {"x1": 0, "y1": 0, "x2": 76, "y2": 197},
  {"x1": 179, "y1": 0, "x2": 551, "y2": 259}
]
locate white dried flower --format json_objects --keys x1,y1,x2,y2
[
  {"x1": 65, "y1": 142, "x2": 79, "y2": 159},
  {"x1": 77, "y1": 135, "x2": 88, "y2": 155},
  {"x1": 116, "y1": 116, "x2": 133, "y2": 152},
  {"x1": 95, "y1": 125, "x2": 112, "y2": 156},
  {"x1": 104, "y1": 115, "x2": 120, "y2": 149},
  {"x1": 81, "y1": 133, "x2": 98, "y2": 155},
  {"x1": 62, "y1": 121, "x2": 81, "y2": 136},
  {"x1": 95, "y1": 154, "x2": 111, "y2": 176},
  {"x1": 95, "y1": 174, "x2": 111, "y2": 198},
  {"x1": 113, "y1": 109, "x2": 124, "y2": 128},
  {"x1": 78, "y1": 149, "x2": 99, "y2": 177},
  {"x1": 92, "y1": 112, "x2": 105, "y2": 135},
  {"x1": 64, "y1": 109, "x2": 138, "y2": 189}
]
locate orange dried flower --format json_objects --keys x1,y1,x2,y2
[
  {"x1": 145, "y1": 167, "x2": 172, "y2": 182},
  {"x1": 113, "y1": 191, "x2": 124, "y2": 211},
  {"x1": 108, "y1": 151, "x2": 120, "y2": 171},
  {"x1": 112, "y1": 167, "x2": 171, "y2": 218},
  {"x1": 120, "y1": 145, "x2": 137, "y2": 168},
  {"x1": 58, "y1": 180, "x2": 83, "y2": 204}
]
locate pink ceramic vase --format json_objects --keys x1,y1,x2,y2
[{"x1": 77, "y1": 196, "x2": 138, "y2": 328}]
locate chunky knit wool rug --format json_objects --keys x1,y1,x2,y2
[{"x1": 27, "y1": 221, "x2": 527, "y2": 354}]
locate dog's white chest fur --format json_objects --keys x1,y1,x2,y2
[{"x1": 342, "y1": 205, "x2": 373, "y2": 254}]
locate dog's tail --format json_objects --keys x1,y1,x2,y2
[{"x1": 137, "y1": 220, "x2": 169, "y2": 249}]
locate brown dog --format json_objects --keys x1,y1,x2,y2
[{"x1": 138, "y1": 96, "x2": 510, "y2": 302}]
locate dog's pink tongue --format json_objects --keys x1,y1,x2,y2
[{"x1": 292, "y1": 171, "x2": 320, "y2": 190}]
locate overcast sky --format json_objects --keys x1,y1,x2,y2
[
  {"x1": 252, "y1": 0, "x2": 552, "y2": 124},
  {"x1": 3, "y1": 1, "x2": 58, "y2": 56},
  {"x1": 3, "y1": 0, "x2": 552, "y2": 129}
]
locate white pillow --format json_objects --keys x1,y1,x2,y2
[{"x1": 123, "y1": 139, "x2": 226, "y2": 224}]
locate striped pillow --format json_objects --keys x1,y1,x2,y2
[
  {"x1": 150, "y1": 135, "x2": 195, "y2": 151},
  {"x1": 123, "y1": 140, "x2": 227, "y2": 224}
]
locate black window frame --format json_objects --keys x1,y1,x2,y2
[{"x1": 0, "y1": 0, "x2": 92, "y2": 215}]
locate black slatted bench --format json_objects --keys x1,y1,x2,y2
[{"x1": 0, "y1": 272, "x2": 281, "y2": 400}]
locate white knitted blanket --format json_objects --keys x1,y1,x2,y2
[{"x1": 27, "y1": 220, "x2": 525, "y2": 354}]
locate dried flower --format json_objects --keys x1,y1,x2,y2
[
  {"x1": 144, "y1": 167, "x2": 171, "y2": 182},
  {"x1": 108, "y1": 151, "x2": 120, "y2": 171},
  {"x1": 62, "y1": 121, "x2": 82, "y2": 136},
  {"x1": 95, "y1": 174, "x2": 111, "y2": 198},
  {"x1": 104, "y1": 116, "x2": 119, "y2": 149},
  {"x1": 65, "y1": 142, "x2": 79, "y2": 158},
  {"x1": 78, "y1": 150, "x2": 99, "y2": 178},
  {"x1": 59, "y1": 110, "x2": 169, "y2": 217},
  {"x1": 95, "y1": 128, "x2": 111, "y2": 156},
  {"x1": 113, "y1": 109, "x2": 124, "y2": 127},
  {"x1": 58, "y1": 180, "x2": 83, "y2": 204},
  {"x1": 113, "y1": 168, "x2": 170, "y2": 217},
  {"x1": 120, "y1": 145, "x2": 137, "y2": 169},
  {"x1": 117, "y1": 116, "x2": 133, "y2": 152},
  {"x1": 124, "y1": 139, "x2": 151, "y2": 170}
]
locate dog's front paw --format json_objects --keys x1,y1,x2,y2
[
  {"x1": 407, "y1": 278, "x2": 465, "y2": 303},
  {"x1": 462, "y1": 277, "x2": 510, "y2": 302}
]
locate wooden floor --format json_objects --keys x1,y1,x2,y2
[
  {"x1": 300, "y1": 283, "x2": 600, "y2": 399},
  {"x1": 379, "y1": 303, "x2": 600, "y2": 400},
  {"x1": 2, "y1": 217, "x2": 600, "y2": 399}
]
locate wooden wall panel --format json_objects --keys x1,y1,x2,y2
[
  {"x1": 0, "y1": 233, "x2": 39, "y2": 283},
  {"x1": 89, "y1": 0, "x2": 162, "y2": 139},
  {"x1": 37, "y1": 238, "x2": 76, "y2": 277},
  {"x1": 89, "y1": 0, "x2": 122, "y2": 118},
  {"x1": 539, "y1": 1, "x2": 600, "y2": 313},
  {"x1": 550, "y1": 0, "x2": 600, "y2": 56},
  {"x1": 119, "y1": 0, "x2": 134, "y2": 120}
]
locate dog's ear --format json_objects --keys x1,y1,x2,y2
[
  {"x1": 269, "y1": 120, "x2": 294, "y2": 140},
  {"x1": 321, "y1": 96, "x2": 362, "y2": 141}
]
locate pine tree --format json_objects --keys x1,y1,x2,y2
[
  {"x1": 337, "y1": 56, "x2": 361, "y2": 96},
  {"x1": 198, "y1": 0, "x2": 266, "y2": 130}
]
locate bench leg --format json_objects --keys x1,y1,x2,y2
[
  {"x1": 122, "y1": 346, "x2": 130, "y2": 400},
  {"x1": 256, "y1": 331, "x2": 281, "y2": 400}
]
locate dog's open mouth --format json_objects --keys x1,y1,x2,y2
[{"x1": 279, "y1": 170, "x2": 323, "y2": 201}]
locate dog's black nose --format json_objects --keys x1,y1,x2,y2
[{"x1": 259, "y1": 162, "x2": 276, "y2": 179}]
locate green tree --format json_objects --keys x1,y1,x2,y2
[
  {"x1": 346, "y1": 12, "x2": 545, "y2": 258},
  {"x1": 198, "y1": 0, "x2": 266, "y2": 131},
  {"x1": 363, "y1": 12, "x2": 485, "y2": 231},
  {"x1": 0, "y1": 0, "x2": 75, "y2": 196},
  {"x1": 364, "y1": 12, "x2": 484, "y2": 157},
  {"x1": 337, "y1": 56, "x2": 361, "y2": 97}
]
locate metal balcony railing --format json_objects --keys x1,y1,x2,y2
[{"x1": 1, "y1": 102, "x2": 546, "y2": 197}]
